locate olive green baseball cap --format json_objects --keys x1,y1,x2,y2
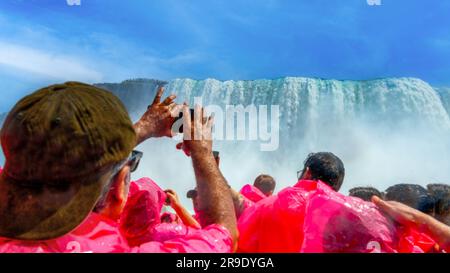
[{"x1": 0, "y1": 82, "x2": 137, "y2": 240}]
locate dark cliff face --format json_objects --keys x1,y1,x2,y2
[
  {"x1": 0, "y1": 112, "x2": 7, "y2": 127},
  {"x1": 94, "y1": 79, "x2": 168, "y2": 121}
]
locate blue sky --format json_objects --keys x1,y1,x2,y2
[{"x1": 0, "y1": 0, "x2": 450, "y2": 112}]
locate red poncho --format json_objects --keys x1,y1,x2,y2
[
  {"x1": 0, "y1": 169, "x2": 232, "y2": 253},
  {"x1": 239, "y1": 184, "x2": 267, "y2": 203},
  {"x1": 238, "y1": 179, "x2": 438, "y2": 253}
]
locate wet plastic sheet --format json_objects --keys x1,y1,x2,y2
[
  {"x1": 238, "y1": 184, "x2": 308, "y2": 252},
  {"x1": 0, "y1": 213, "x2": 129, "y2": 253},
  {"x1": 0, "y1": 171, "x2": 232, "y2": 253},
  {"x1": 150, "y1": 223, "x2": 188, "y2": 242},
  {"x1": 119, "y1": 177, "x2": 167, "y2": 246},
  {"x1": 396, "y1": 227, "x2": 437, "y2": 253},
  {"x1": 300, "y1": 183, "x2": 397, "y2": 253},
  {"x1": 240, "y1": 184, "x2": 267, "y2": 203},
  {"x1": 119, "y1": 178, "x2": 223, "y2": 247},
  {"x1": 238, "y1": 180, "x2": 437, "y2": 253}
]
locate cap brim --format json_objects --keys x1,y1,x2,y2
[{"x1": 0, "y1": 174, "x2": 106, "y2": 241}]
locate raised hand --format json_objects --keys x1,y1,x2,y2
[
  {"x1": 176, "y1": 105, "x2": 214, "y2": 158},
  {"x1": 164, "y1": 189, "x2": 181, "y2": 209},
  {"x1": 134, "y1": 86, "x2": 182, "y2": 145},
  {"x1": 165, "y1": 188, "x2": 202, "y2": 229}
]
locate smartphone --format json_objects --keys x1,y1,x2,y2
[
  {"x1": 165, "y1": 196, "x2": 171, "y2": 206},
  {"x1": 173, "y1": 108, "x2": 195, "y2": 133}
]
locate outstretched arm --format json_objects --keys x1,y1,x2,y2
[
  {"x1": 165, "y1": 189, "x2": 201, "y2": 229},
  {"x1": 177, "y1": 142, "x2": 246, "y2": 219},
  {"x1": 182, "y1": 105, "x2": 239, "y2": 250},
  {"x1": 372, "y1": 196, "x2": 450, "y2": 251}
]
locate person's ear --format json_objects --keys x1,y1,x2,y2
[
  {"x1": 300, "y1": 167, "x2": 312, "y2": 180},
  {"x1": 98, "y1": 166, "x2": 131, "y2": 221},
  {"x1": 113, "y1": 165, "x2": 131, "y2": 204}
]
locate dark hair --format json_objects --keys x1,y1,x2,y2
[
  {"x1": 349, "y1": 186, "x2": 383, "y2": 202},
  {"x1": 385, "y1": 184, "x2": 435, "y2": 214},
  {"x1": 253, "y1": 174, "x2": 276, "y2": 195},
  {"x1": 427, "y1": 184, "x2": 450, "y2": 217},
  {"x1": 302, "y1": 152, "x2": 345, "y2": 191}
]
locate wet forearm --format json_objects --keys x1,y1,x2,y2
[{"x1": 191, "y1": 152, "x2": 238, "y2": 244}]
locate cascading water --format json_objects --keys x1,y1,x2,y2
[
  {"x1": 101, "y1": 77, "x2": 450, "y2": 130},
  {"x1": 1, "y1": 77, "x2": 448, "y2": 209}
]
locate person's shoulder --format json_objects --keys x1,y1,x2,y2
[
  {"x1": 276, "y1": 183, "x2": 309, "y2": 201},
  {"x1": 72, "y1": 213, "x2": 119, "y2": 235},
  {"x1": 240, "y1": 184, "x2": 267, "y2": 203},
  {"x1": 239, "y1": 183, "x2": 252, "y2": 192}
]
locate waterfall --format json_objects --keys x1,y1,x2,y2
[{"x1": 0, "y1": 77, "x2": 448, "y2": 208}]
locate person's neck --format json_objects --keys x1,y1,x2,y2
[{"x1": 99, "y1": 206, "x2": 121, "y2": 222}]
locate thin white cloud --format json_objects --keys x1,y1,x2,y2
[{"x1": 0, "y1": 42, "x2": 103, "y2": 82}]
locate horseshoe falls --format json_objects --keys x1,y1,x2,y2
[
  {"x1": 93, "y1": 77, "x2": 450, "y2": 203},
  {"x1": 3, "y1": 77, "x2": 446, "y2": 206}
]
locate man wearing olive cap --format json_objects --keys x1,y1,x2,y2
[{"x1": 0, "y1": 82, "x2": 237, "y2": 253}]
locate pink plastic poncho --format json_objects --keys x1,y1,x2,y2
[
  {"x1": 240, "y1": 196, "x2": 255, "y2": 216},
  {"x1": 0, "y1": 212, "x2": 232, "y2": 253},
  {"x1": 238, "y1": 180, "x2": 437, "y2": 253},
  {"x1": 0, "y1": 168, "x2": 233, "y2": 253},
  {"x1": 0, "y1": 212, "x2": 129, "y2": 253},
  {"x1": 120, "y1": 177, "x2": 231, "y2": 248},
  {"x1": 395, "y1": 226, "x2": 438, "y2": 253},
  {"x1": 239, "y1": 184, "x2": 267, "y2": 203},
  {"x1": 300, "y1": 182, "x2": 397, "y2": 253},
  {"x1": 119, "y1": 177, "x2": 167, "y2": 246}
]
